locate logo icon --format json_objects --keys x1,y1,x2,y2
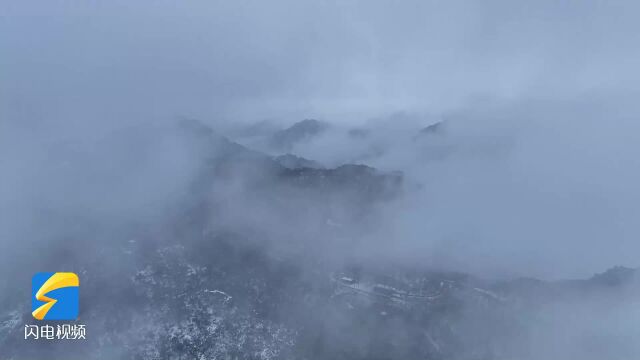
[{"x1": 32, "y1": 272, "x2": 79, "y2": 320}]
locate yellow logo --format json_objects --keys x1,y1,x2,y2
[{"x1": 32, "y1": 272, "x2": 80, "y2": 320}]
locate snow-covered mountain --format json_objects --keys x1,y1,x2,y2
[{"x1": 1, "y1": 120, "x2": 637, "y2": 360}]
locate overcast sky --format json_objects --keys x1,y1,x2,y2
[{"x1": 3, "y1": 0, "x2": 640, "y2": 125}]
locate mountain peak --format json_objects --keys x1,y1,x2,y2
[
  {"x1": 270, "y1": 119, "x2": 329, "y2": 151},
  {"x1": 590, "y1": 266, "x2": 637, "y2": 286}
]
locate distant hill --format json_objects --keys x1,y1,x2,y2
[{"x1": 269, "y1": 119, "x2": 329, "y2": 151}]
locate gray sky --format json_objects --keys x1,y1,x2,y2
[{"x1": 3, "y1": 0, "x2": 640, "y2": 124}]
